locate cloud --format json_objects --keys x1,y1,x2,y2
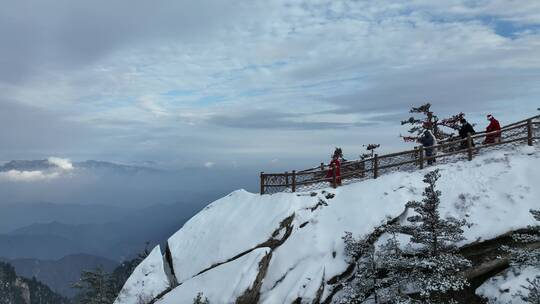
[
  {"x1": 207, "y1": 109, "x2": 381, "y2": 130},
  {"x1": 204, "y1": 161, "x2": 215, "y2": 168},
  {"x1": 0, "y1": 0, "x2": 266, "y2": 84},
  {"x1": 0, "y1": 156, "x2": 73, "y2": 182},
  {"x1": 1, "y1": 0, "x2": 539, "y2": 170},
  {"x1": 48, "y1": 157, "x2": 74, "y2": 170},
  {"x1": 138, "y1": 95, "x2": 170, "y2": 117},
  {"x1": 0, "y1": 170, "x2": 59, "y2": 182},
  {"x1": 0, "y1": 99, "x2": 97, "y2": 160}
]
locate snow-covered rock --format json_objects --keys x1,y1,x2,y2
[
  {"x1": 116, "y1": 146, "x2": 540, "y2": 304},
  {"x1": 114, "y1": 246, "x2": 170, "y2": 304},
  {"x1": 476, "y1": 266, "x2": 538, "y2": 303}
]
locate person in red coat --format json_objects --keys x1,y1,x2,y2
[
  {"x1": 326, "y1": 148, "x2": 342, "y2": 186},
  {"x1": 484, "y1": 114, "x2": 501, "y2": 144}
]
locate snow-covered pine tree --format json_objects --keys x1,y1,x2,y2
[
  {"x1": 340, "y1": 232, "x2": 379, "y2": 303},
  {"x1": 517, "y1": 277, "x2": 540, "y2": 304},
  {"x1": 375, "y1": 229, "x2": 418, "y2": 303},
  {"x1": 403, "y1": 169, "x2": 471, "y2": 301},
  {"x1": 506, "y1": 209, "x2": 540, "y2": 268},
  {"x1": 504, "y1": 209, "x2": 540, "y2": 303},
  {"x1": 340, "y1": 227, "x2": 418, "y2": 304}
]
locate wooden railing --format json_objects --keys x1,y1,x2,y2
[{"x1": 260, "y1": 115, "x2": 540, "y2": 195}]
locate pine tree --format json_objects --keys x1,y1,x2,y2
[
  {"x1": 403, "y1": 169, "x2": 471, "y2": 301},
  {"x1": 401, "y1": 103, "x2": 464, "y2": 142},
  {"x1": 26, "y1": 276, "x2": 71, "y2": 304},
  {"x1": 516, "y1": 277, "x2": 540, "y2": 304},
  {"x1": 0, "y1": 262, "x2": 25, "y2": 304},
  {"x1": 504, "y1": 209, "x2": 540, "y2": 303},
  {"x1": 375, "y1": 229, "x2": 417, "y2": 303},
  {"x1": 340, "y1": 228, "x2": 417, "y2": 304},
  {"x1": 360, "y1": 144, "x2": 380, "y2": 160},
  {"x1": 340, "y1": 232, "x2": 380, "y2": 303},
  {"x1": 74, "y1": 243, "x2": 151, "y2": 304},
  {"x1": 506, "y1": 209, "x2": 540, "y2": 268},
  {"x1": 339, "y1": 170, "x2": 471, "y2": 303},
  {"x1": 74, "y1": 267, "x2": 115, "y2": 304}
]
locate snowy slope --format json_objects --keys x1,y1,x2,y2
[{"x1": 116, "y1": 146, "x2": 540, "y2": 304}]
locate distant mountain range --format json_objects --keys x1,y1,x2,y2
[
  {"x1": 0, "y1": 200, "x2": 203, "y2": 298},
  {"x1": 0, "y1": 202, "x2": 132, "y2": 233},
  {"x1": 0, "y1": 254, "x2": 117, "y2": 298},
  {"x1": 0, "y1": 201, "x2": 201, "y2": 261},
  {"x1": 0, "y1": 159, "x2": 160, "y2": 174}
]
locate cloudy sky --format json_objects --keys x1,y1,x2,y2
[{"x1": 2, "y1": 0, "x2": 540, "y2": 172}]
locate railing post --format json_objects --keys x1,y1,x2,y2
[
  {"x1": 413, "y1": 147, "x2": 418, "y2": 166},
  {"x1": 332, "y1": 164, "x2": 337, "y2": 188},
  {"x1": 285, "y1": 171, "x2": 289, "y2": 191},
  {"x1": 360, "y1": 161, "x2": 365, "y2": 178},
  {"x1": 320, "y1": 162, "x2": 325, "y2": 171},
  {"x1": 527, "y1": 119, "x2": 533, "y2": 146},
  {"x1": 260, "y1": 172, "x2": 265, "y2": 195},
  {"x1": 418, "y1": 146, "x2": 424, "y2": 169},
  {"x1": 373, "y1": 154, "x2": 379, "y2": 179},
  {"x1": 467, "y1": 134, "x2": 473, "y2": 161},
  {"x1": 292, "y1": 170, "x2": 297, "y2": 192}
]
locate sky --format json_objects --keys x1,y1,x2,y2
[{"x1": 1, "y1": 0, "x2": 540, "y2": 175}]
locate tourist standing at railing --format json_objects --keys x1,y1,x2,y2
[
  {"x1": 459, "y1": 118, "x2": 476, "y2": 149},
  {"x1": 419, "y1": 130, "x2": 437, "y2": 165},
  {"x1": 483, "y1": 114, "x2": 501, "y2": 144},
  {"x1": 326, "y1": 148, "x2": 342, "y2": 186}
]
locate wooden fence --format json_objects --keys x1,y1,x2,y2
[{"x1": 260, "y1": 114, "x2": 540, "y2": 195}]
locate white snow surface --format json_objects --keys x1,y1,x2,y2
[
  {"x1": 476, "y1": 266, "x2": 538, "y2": 303},
  {"x1": 118, "y1": 146, "x2": 540, "y2": 304},
  {"x1": 157, "y1": 248, "x2": 270, "y2": 304},
  {"x1": 114, "y1": 246, "x2": 170, "y2": 304}
]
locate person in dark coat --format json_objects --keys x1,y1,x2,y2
[
  {"x1": 418, "y1": 130, "x2": 437, "y2": 165},
  {"x1": 484, "y1": 114, "x2": 501, "y2": 144},
  {"x1": 458, "y1": 118, "x2": 476, "y2": 149}
]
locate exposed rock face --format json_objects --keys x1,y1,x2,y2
[
  {"x1": 236, "y1": 251, "x2": 273, "y2": 304},
  {"x1": 115, "y1": 148, "x2": 540, "y2": 304}
]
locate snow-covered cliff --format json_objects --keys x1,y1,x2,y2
[{"x1": 115, "y1": 146, "x2": 540, "y2": 304}]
